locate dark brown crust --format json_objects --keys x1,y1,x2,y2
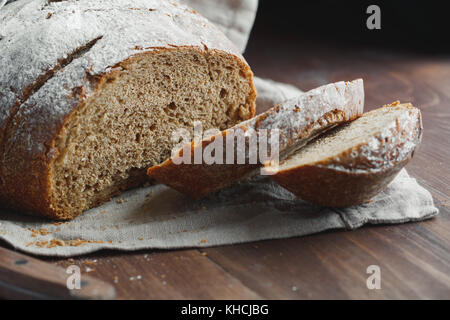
[
  {"x1": 146, "y1": 79, "x2": 365, "y2": 198},
  {"x1": 147, "y1": 129, "x2": 260, "y2": 199},
  {"x1": 0, "y1": 48, "x2": 256, "y2": 220},
  {"x1": 0, "y1": 36, "x2": 103, "y2": 204},
  {"x1": 147, "y1": 79, "x2": 366, "y2": 198},
  {"x1": 270, "y1": 104, "x2": 423, "y2": 207},
  {"x1": 271, "y1": 162, "x2": 407, "y2": 208},
  {"x1": 147, "y1": 109, "x2": 357, "y2": 199},
  {"x1": 0, "y1": 88, "x2": 89, "y2": 220}
]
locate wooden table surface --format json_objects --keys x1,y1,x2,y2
[{"x1": 3, "y1": 33, "x2": 450, "y2": 300}]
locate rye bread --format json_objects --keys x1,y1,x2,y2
[
  {"x1": 147, "y1": 79, "x2": 364, "y2": 198},
  {"x1": 270, "y1": 102, "x2": 423, "y2": 207}
]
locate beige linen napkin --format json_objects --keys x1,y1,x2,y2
[
  {"x1": 185, "y1": 0, "x2": 258, "y2": 53},
  {"x1": 0, "y1": 169, "x2": 438, "y2": 257},
  {"x1": 0, "y1": 0, "x2": 438, "y2": 257}
]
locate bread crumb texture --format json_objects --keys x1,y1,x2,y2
[{"x1": 0, "y1": 0, "x2": 256, "y2": 219}]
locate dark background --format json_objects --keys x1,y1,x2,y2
[{"x1": 252, "y1": 0, "x2": 448, "y2": 53}]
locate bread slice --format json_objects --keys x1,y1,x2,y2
[
  {"x1": 0, "y1": 0, "x2": 256, "y2": 219},
  {"x1": 270, "y1": 103, "x2": 423, "y2": 207},
  {"x1": 147, "y1": 79, "x2": 364, "y2": 198}
]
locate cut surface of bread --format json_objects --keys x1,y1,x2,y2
[
  {"x1": 0, "y1": 0, "x2": 256, "y2": 220},
  {"x1": 50, "y1": 48, "x2": 255, "y2": 218},
  {"x1": 270, "y1": 103, "x2": 423, "y2": 207},
  {"x1": 147, "y1": 79, "x2": 364, "y2": 199}
]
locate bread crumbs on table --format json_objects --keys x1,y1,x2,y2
[
  {"x1": 35, "y1": 240, "x2": 48, "y2": 247},
  {"x1": 200, "y1": 252, "x2": 207, "y2": 256},
  {"x1": 108, "y1": 240, "x2": 113, "y2": 244},
  {"x1": 116, "y1": 199, "x2": 124, "y2": 204},
  {"x1": 101, "y1": 210, "x2": 106, "y2": 214},
  {"x1": 113, "y1": 276, "x2": 119, "y2": 284},
  {"x1": 84, "y1": 259, "x2": 97, "y2": 266},
  {"x1": 200, "y1": 239, "x2": 206, "y2": 243},
  {"x1": 138, "y1": 237, "x2": 144, "y2": 241}
]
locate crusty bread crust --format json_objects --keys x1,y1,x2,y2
[
  {"x1": 148, "y1": 80, "x2": 364, "y2": 198},
  {"x1": 0, "y1": 0, "x2": 256, "y2": 219},
  {"x1": 270, "y1": 103, "x2": 423, "y2": 207},
  {"x1": 272, "y1": 161, "x2": 409, "y2": 208}
]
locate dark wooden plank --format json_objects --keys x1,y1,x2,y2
[
  {"x1": 0, "y1": 246, "x2": 115, "y2": 299},
  {"x1": 53, "y1": 249, "x2": 262, "y2": 300},
  {"x1": 201, "y1": 205, "x2": 450, "y2": 299}
]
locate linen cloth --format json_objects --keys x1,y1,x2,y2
[{"x1": 0, "y1": 0, "x2": 438, "y2": 257}]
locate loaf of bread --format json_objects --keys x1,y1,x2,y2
[
  {"x1": 270, "y1": 103, "x2": 422, "y2": 207},
  {"x1": 0, "y1": 0, "x2": 256, "y2": 219},
  {"x1": 147, "y1": 79, "x2": 364, "y2": 198}
]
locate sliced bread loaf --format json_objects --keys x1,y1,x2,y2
[
  {"x1": 147, "y1": 79, "x2": 364, "y2": 198},
  {"x1": 0, "y1": 0, "x2": 256, "y2": 219},
  {"x1": 270, "y1": 103, "x2": 423, "y2": 207}
]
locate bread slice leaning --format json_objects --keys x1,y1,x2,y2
[
  {"x1": 147, "y1": 79, "x2": 364, "y2": 198},
  {"x1": 270, "y1": 103, "x2": 423, "y2": 207}
]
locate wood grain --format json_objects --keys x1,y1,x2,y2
[
  {"x1": 53, "y1": 249, "x2": 261, "y2": 300},
  {"x1": 1, "y1": 33, "x2": 449, "y2": 300},
  {"x1": 0, "y1": 246, "x2": 115, "y2": 299},
  {"x1": 201, "y1": 211, "x2": 450, "y2": 299}
]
